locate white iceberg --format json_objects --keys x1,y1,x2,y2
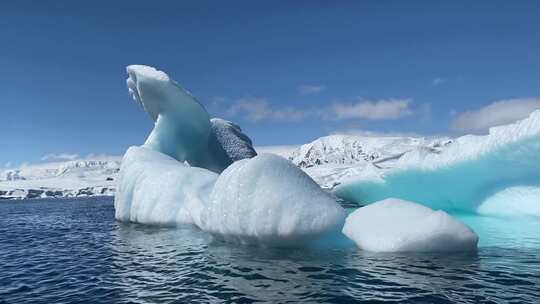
[
  {"x1": 200, "y1": 154, "x2": 346, "y2": 245},
  {"x1": 114, "y1": 146, "x2": 217, "y2": 226},
  {"x1": 115, "y1": 65, "x2": 345, "y2": 245},
  {"x1": 342, "y1": 198, "x2": 478, "y2": 252},
  {"x1": 335, "y1": 111, "x2": 540, "y2": 216}
]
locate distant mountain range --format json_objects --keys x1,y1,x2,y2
[
  {"x1": 289, "y1": 135, "x2": 451, "y2": 168},
  {"x1": 0, "y1": 135, "x2": 451, "y2": 199},
  {"x1": 0, "y1": 158, "x2": 121, "y2": 199},
  {"x1": 286, "y1": 135, "x2": 452, "y2": 189}
]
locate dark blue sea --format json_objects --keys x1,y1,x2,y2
[{"x1": 1, "y1": 197, "x2": 539, "y2": 303}]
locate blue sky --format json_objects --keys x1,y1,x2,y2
[{"x1": 2, "y1": 1, "x2": 540, "y2": 167}]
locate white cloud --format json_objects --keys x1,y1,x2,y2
[
  {"x1": 225, "y1": 97, "x2": 416, "y2": 122},
  {"x1": 432, "y1": 77, "x2": 446, "y2": 86},
  {"x1": 331, "y1": 98, "x2": 413, "y2": 120},
  {"x1": 41, "y1": 153, "x2": 80, "y2": 161},
  {"x1": 298, "y1": 85, "x2": 325, "y2": 95},
  {"x1": 331, "y1": 129, "x2": 422, "y2": 138},
  {"x1": 4, "y1": 162, "x2": 11, "y2": 168},
  {"x1": 225, "y1": 98, "x2": 307, "y2": 122},
  {"x1": 450, "y1": 98, "x2": 540, "y2": 133},
  {"x1": 84, "y1": 153, "x2": 121, "y2": 161}
]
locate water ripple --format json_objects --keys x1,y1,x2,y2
[{"x1": 1, "y1": 197, "x2": 539, "y2": 303}]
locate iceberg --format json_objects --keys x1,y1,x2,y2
[
  {"x1": 114, "y1": 146, "x2": 217, "y2": 226},
  {"x1": 126, "y1": 65, "x2": 255, "y2": 173},
  {"x1": 334, "y1": 111, "x2": 540, "y2": 216},
  {"x1": 116, "y1": 65, "x2": 345, "y2": 245},
  {"x1": 342, "y1": 198, "x2": 478, "y2": 252},
  {"x1": 126, "y1": 65, "x2": 213, "y2": 169},
  {"x1": 200, "y1": 154, "x2": 346, "y2": 245}
]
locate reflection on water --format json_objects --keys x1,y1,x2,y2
[{"x1": 1, "y1": 197, "x2": 539, "y2": 303}]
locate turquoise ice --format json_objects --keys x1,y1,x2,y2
[
  {"x1": 335, "y1": 111, "x2": 540, "y2": 217},
  {"x1": 126, "y1": 65, "x2": 256, "y2": 173}
]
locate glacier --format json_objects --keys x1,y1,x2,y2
[
  {"x1": 116, "y1": 65, "x2": 346, "y2": 245},
  {"x1": 342, "y1": 198, "x2": 478, "y2": 253},
  {"x1": 334, "y1": 110, "x2": 540, "y2": 217}
]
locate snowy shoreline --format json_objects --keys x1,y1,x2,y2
[{"x1": 0, "y1": 187, "x2": 115, "y2": 200}]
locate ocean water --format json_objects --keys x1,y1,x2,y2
[{"x1": 1, "y1": 197, "x2": 539, "y2": 303}]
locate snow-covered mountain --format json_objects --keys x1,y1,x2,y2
[
  {"x1": 289, "y1": 135, "x2": 452, "y2": 168},
  {"x1": 0, "y1": 135, "x2": 452, "y2": 200},
  {"x1": 286, "y1": 135, "x2": 452, "y2": 189},
  {"x1": 0, "y1": 157, "x2": 121, "y2": 199}
]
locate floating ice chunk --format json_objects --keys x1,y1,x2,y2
[
  {"x1": 342, "y1": 198, "x2": 478, "y2": 253},
  {"x1": 114, "y1": 146, "x2": 217, "y2": 226},
  {"x1": 335, "y1": 111, "x2": 540, "y2": 215},
  {"x1": 199, "y1": 154, "x2": 346, "y2": 245}
]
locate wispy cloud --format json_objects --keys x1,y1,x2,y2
[
  {"x1": 331, "y1": 98, "x2": 413, "y2": 120},
  {"x1": 432, "y1": 77, "x2": 446, "y2": 86},
  {"x1": 450, "y1": 97, "x2": 540, "y2": 133},
  {"x1": 4, "y1": 162, "x2": 12, "y2": 168},
  {"x1": 225, "y1": 98, "x2": 307, "y2": 122},
  {"x1": 331, "y1": 129, "x2": 422, "y2": 138},
  {"x1": 225, "y1": 97, "x2": 416, "y2": 122},
  {"x1": 298, "y1": 84, "x2": 325, "y2": 95},
  {"x1": 41, "y1": 153, "x2": 80, "y2": 161}
]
